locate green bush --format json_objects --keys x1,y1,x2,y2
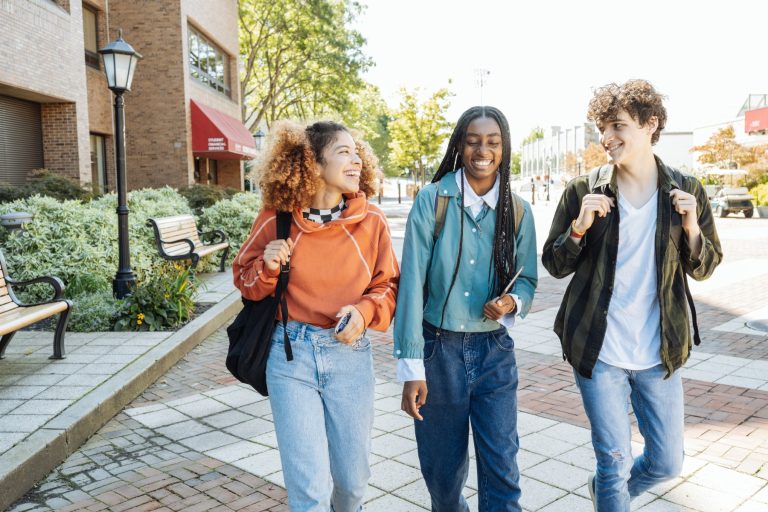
[
  {"x1": 113, "y1": 264, "x2": 199, "y2": 331},
  {"x1": 69, "y1": 291, "x2": 118, "y2": 332},
  {"x1": 0, "y1": 187, "x2": 191, "y2": 302},
  {"x1": 198, "y1": 192, "x2": 262, "y2": 267},
  {"x1": 179, "y1": 184, "x2": 239, "y2": 211},
  {"x1": 0, "y1": 170, "x2": 93, "y2": 204},
  {"x1": 750, "y1": 183, "x2": 768, "y2": 207}
]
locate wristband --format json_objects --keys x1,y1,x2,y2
[{"x1": 570, "y1": 220, "x2": 586, "y2": 239}]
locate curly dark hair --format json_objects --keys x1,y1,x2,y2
[
  {"x1": 257, "y1": 120, "x2": 378, "y2": 211},
  {"x1": 587, "y1": 79, "x2": 667, "y2": 145}
]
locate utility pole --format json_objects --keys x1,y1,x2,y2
[{"x1": 475, "y1": 68, "x2": 490, "y2": 105}]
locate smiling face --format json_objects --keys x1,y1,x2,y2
[
  {"x1": 461, "y1": 116, "x2": 503, "y2": 193},
  {"x1": 597, "y1": 109, "x2": 658, "y2": 167},
  {"x1": 316, "y1": 130, "x2": 363, "y2": 196}
]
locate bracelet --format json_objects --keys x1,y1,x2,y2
[{"x1": 570, "y1": 220, "x2": 586, "y2": 238}]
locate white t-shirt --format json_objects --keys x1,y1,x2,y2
[{"x1": 599, "y1": 190, "x2": 662, "y2": 370}]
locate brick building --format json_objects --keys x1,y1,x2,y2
[{"x1": 0, "y1": 0, "x2": 252, "y2": 192}]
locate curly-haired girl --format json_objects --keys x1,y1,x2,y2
[{"x1": 233, "y1": 120, "x2": 399, "y2": 511}]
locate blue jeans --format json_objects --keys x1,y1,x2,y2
[
  {"x1": 415, "y1": 322, "x2": 522, "y2": 512},
  {"x1": 574, "y1": 360, "x2": 684, "y2": 512},
  {"x1": 267, "y1": 321, "x2": 375, "y2": 512}
]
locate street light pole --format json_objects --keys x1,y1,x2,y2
[
  {"x1": 99, "y1": 30, "x2": 142, "y2": 299},
  {"x1": 545, "y1": 155, "x2": 551, "y2": 202},
  {"x1": 112, "y1": 92, "x2": 133, "y2": 298}
]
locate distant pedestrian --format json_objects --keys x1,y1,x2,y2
[
  {"x1": 233, "y1": 120, "x2": 399, "y2": 511},
  {"x1": 394, "y1": 106, "x2": 538, "y2": 511},
  {"x1": 541, "y1": 80, "x2": 722, "y2": 511}
]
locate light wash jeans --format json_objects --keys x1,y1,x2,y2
[
  {"x1": 267, "y1": 321, "x2": 375, "y2": 512},
  {"x1": 415, "y1": 322, "x2": 522, "y2": 512},
  {"x1": 574, "y1": 360, "x2": 685, "y2": 512}
]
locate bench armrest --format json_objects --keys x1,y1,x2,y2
[
  {"x1": 198, "y1": 229, "x2": 228, "y2": 244},
  {"x1": 6, "y1": 275, "x2": 66, "y2": 305},
  {"x1": 158, "y1": 237, "x2": 196, "y2": 254}
]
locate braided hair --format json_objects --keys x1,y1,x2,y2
[{"x1": 431, "y1": 106, "x2": 517, "y2": 326}]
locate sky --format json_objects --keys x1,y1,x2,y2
[{"x1": 354, "y1": 0, "x2": 768, "y2": 145}]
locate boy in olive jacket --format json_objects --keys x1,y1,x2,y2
[{"x1": 542, "y1": 80, "x2": 722, "y2": 511}]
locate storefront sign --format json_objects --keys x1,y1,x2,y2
[{"x1": 745, "y1": 108, "x2": 768, "y2": 133}]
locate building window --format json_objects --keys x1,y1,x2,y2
[
  {"x1": 188, "y1": 26, "x2": 230, "y2": 97},
  {"x1": 83, "y1": 6, "x2": 100, "y2": 69},
  {"x1": 90, "y1": 134, "x2": 108, "y2": 193}
]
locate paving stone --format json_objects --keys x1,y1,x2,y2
[
  {"x1": 172, "y1": 397, "x2": 232, "y2": 418},
  {"x1": 524, "y1": 459, "x2": 592, "y2": 492},
  {"x1": 371, "y1": 433, "x2": 418, "y2": 458},
  {"x1": 518, "y1": 475, "x2": 568, "y2": 511},
  {"x1": 0, "y1": 414, "x2": 50, "y2": 432},
  {"x1": 133, "y1": 408, "x2": 191, "y2": 429},
  {"x1": 231, "y1": 449, "x2": 283, "y2": 476},
  {"x1": 205, "y1": 441, "x2": 269, "y2": 463},
  {"x1": 0, "y1": 386, "x2": 47, "y2": 399},
  {"x1": 364, "y1": 493, "x2": 426, "y2": 512},
  {"x1": 156, "y1": 420, "x2": 214, "y2": 440},
  {"x1": 538, "y1": 493, "x2": 595, "y2": 512},
  {"x1": 224, "y1": 417, "x2": 274, "y2": 439},
  {"x1": 369, "y1": 460, "x2": 422, "y2": 492},
  {"x1": 201, "y1": 409, "x2": 254, "y2": 428}
]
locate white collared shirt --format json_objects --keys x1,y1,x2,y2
[{"x1": 396, "y1": 171, "x2": 522, "y2": 382}]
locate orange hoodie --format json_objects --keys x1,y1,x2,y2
[{"x1": 233, "y1": 193, "x2": 399, "y2": 331}]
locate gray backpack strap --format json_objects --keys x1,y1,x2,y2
[
  {"x1": 510, "y1": 191, "x2": 524, "y2": 234},
  {"x1": 433, "y1": 194, "x2": 449, "y2": 242}
]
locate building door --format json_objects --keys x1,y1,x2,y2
[
  {"x1": 90, "y1": 134, "x2": 108, "y2": 193},
  {"x1": 0, "y1": 95, "x2": 44, "y2": 186}
]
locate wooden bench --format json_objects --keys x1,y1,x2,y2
[
  {"x1": 147, "y1": 215, "x2": 230, "y2": 271},
  {"x1": 0, "y1": 249, "x2": 72, "y2": 360}
]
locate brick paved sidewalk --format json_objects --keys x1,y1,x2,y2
[{"x1": 7, "y1": 209, "x2": 768, "y2": 511}]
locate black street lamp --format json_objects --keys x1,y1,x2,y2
[
  {"x1": 545, "y1": 155, "x2": 551, "y2": 202},
  {"x1": 253, "y1": 129, "x2": 266, "y2": 151},
  {"x1": 99, "y1": 30, "x2": 142, "y2": 298}
]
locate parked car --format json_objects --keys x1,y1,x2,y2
[{"x1": 711, "y1": 187, "x2": 755, "y2": 218}]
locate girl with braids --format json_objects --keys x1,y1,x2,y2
[
  {"x1": 233, "y1": 120, "x2": 399, "y2": 511},
  {"x1": 394, "y1": 106, "x2": 537, "y2": 511}
]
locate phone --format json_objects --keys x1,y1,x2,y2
[{"x1": 335, "y1": 312, "x2": 352, "y2": 334}]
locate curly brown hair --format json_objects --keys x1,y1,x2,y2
[
  {"x1": 587, "y1": 79, "x2": 667, "y2": 145},
  {"x1": 257, "y1": 120, "x2": 378, "y2": 211}
]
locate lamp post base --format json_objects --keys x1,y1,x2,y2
[{"x1": 113, "y1": 273, "x2": 136, "y2": 299}]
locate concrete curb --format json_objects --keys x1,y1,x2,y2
[{"x1": 0, "y1": 290, "x2": 243, "y2": 511}]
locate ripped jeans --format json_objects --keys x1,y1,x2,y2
[{"x1": 574, "y1": 360, "x2": 684, "y2": 512}]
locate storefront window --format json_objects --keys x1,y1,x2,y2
[{"x1": 188, "y1": 26, "x2": 230, "y2": 97}]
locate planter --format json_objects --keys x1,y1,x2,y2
[{"x1": 757, "y1": 206, "x2": 768, "y2": 218}]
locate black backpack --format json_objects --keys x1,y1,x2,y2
[{"x1": 225, "y1": 211, "x2": 293, "y2": 396}]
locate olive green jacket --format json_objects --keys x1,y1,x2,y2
[{"x1": 541, "y1": 157, "x2": 722, "y2": 378}]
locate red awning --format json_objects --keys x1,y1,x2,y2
[
  {"x1": 745, "y1": 107, "x2": 768, "y2": 134},
  {"x1": 190, "y1": 100, "x2": 257, "y2": 160}
]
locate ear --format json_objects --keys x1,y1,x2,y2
[{"x1": 646, "y1": 116, "x2": 659, "y2": 137}]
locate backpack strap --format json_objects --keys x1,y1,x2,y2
[
  {"x1": 433, "y1": 183, "x2": 525, "y2": 242},
  {"x1": 275, "y1": 211, "x2": 293, "y2": 361},
  {"x1": 433, "y1": 193, "x2": 449, "y2": 242},
  {"x1": 584, "y1": 165, "x2": 615, "y2": 246}
]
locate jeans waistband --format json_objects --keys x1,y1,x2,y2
[{"x1": 423, "y1": 320, "x2": 506, "y2": 340}]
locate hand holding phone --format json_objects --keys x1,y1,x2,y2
[{"x1": 334, "y1": 306, "x2": 364, "y2": 345}]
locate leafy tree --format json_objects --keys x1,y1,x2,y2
[
  {"x1": 238, "y1": 0, "x2": 372, "y2": 129},
  {"x1": 522, "y1": 127, "x2": 544, "y2": 145},
  {"x1": 690, "y1": 126, "x2": 756, "y2": 168},
  {"x1": 388, "y1": 87, "x2": 453, "y2": 186},
  {"x1": 510, "y1": 151, "x2": 521, "y2": 175},
  {"x1": 339, "y1": 83, "x2": 394, "y2": 175},
  {"x1": 583, "y1": 142, "x2": 607, "y2": 171}
]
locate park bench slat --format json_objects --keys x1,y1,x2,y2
[
  {"x1": 0, "y1": 301, "x2": 68, "y2": 337},
  {"x1": 0, "y1": 301, "x2": 19, "y2": 314},
  {"x1": 0, "y1": 294, "x2": 14, "y2": 306}
]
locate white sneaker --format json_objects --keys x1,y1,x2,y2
[{"x1": 588, "y1": 473, "x2": 596, "y2": 511}]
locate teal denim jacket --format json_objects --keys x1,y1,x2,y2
[{"x1": 393, "y1": 171, "x2": 538, "y2": 359}]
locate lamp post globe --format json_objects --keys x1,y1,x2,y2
[
  {"x1": 99, "y1": 30, "x2": 142, "y2": 299},
  {"x1": 253, "y1": 129, "x2": 266, "y2": 151}
]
